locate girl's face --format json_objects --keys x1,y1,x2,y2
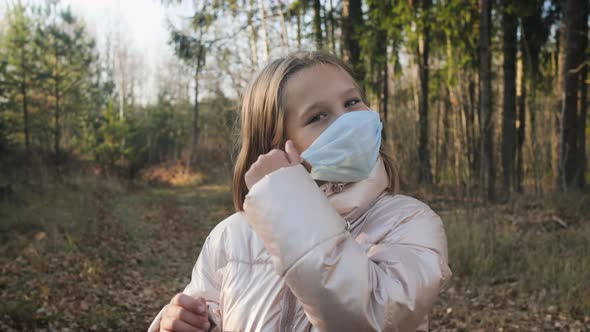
[{"x1": 283, "y1": 64, "x2": 369, "y2": 153}]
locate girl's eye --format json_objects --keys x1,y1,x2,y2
[
  {"x1": 307, "y1": 112, "x2": 327, "y2": 125},
  {"x1": 345, "y1": 99, "x2": 361, "y2": 108}
]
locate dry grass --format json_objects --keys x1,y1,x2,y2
[{"x1": 140, "y1": 161, "x2": 205, "y2": 187}]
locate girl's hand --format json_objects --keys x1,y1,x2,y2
[
  {"x1": 245, "y1": 140, "x2": 303, "y2": 190},
  {"x1": 159, "y1": 293, "x2": 211, "y2": 332}
]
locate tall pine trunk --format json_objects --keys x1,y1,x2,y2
[
  {"x1": 190, "y1": 47, "x2": 205, "y2": 166},
  {"x1": 558, "y1": 0, "x2": 588, "y2": 191},
  {"x1": 327, "y1": 0, "x2": 336, "y2": 54},
  {"x1": 479, "y1": 0, "x2": 495, "y2": 200},
  {"x1": 20, "y1": 48, "x2": 30, "y2": 157},
  {"x1": 417, "y1": 0, "x2": 432, "y2": 185},
  {"x1": 257, "y1": 0, "x2": 269, "y2": 63},
  {"x1": 247, "y1": 0, "x2": 259, "y2": 67},
  {"x1": 191, "y1": 66, "x2": 200, "y2": 165},
  {"x1": 313, "y1": 0, "x2": 322, "y2": 50},
  {"x1": 516, "y1": 48, "x2": 526, "y2": 193},
  {"x1": 501, "y1": 2, "x2": 517, "y2": 194},
  {"x1": 277, "y1": 0, "x2": 289, "y2": 47},
  {"x1": 54, "y1": 75, "x2": 60, "y2": 171},
  {"x1": 296, "y1": 2, "x2": 302, "y2": 49},
  {"x1": 577, "y1": 3, "x2": 589, "y2": 189},
  {"x1": 341, "y1": 0, "x2": 364, "y2": 83}
]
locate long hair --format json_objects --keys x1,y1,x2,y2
[{"x1": 232, "y1": 50, "x2": 399, "y2": 211}]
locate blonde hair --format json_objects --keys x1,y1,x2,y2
[{"x1": 233, "y1": 50, "x2": 399, "y2": 211}]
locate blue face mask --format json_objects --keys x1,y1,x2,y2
[{"x1": 301, "y1": 110, "x2": 383, "y2": 183}]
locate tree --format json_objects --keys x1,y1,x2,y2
[
  {"x1": 0, "y1": 55, "x2": 10, "y2": 151},
  {"x1": 578, "y1": 4, "x2": 588, "y2": 189},
  {"x1": 257, "y1": 0, "x2": 270, "y2": 63},
  {"x1": 326, "y1": 0, "x2": 337, "y2": 54},
  {"x1": 36, "y1": 3, "x2": 97, "y2": 171},
  {"x1": 341, "y1": 0, "x2": 365, "y2": 83},
  {"x1": 416, "y1": 0, "x2": 433, "y2": 185},
  {"x1": 247, "y1": 0, "x2": 259, "y2": 67},
  {"x1": 3, "y1": 3, "x2": 37, "y2": 157},
  {"x1": 94, "y1": 100, "x2": 129, "y2": 167},
  {"x1": 501, "y1": 0, "x2": 517, "y2": 194},
  {"x1": 479, "y1": 0, "x2": 495, "y2": 200},
  {"x1": 557, "y1": 0, "x2": 589, "y2": 191},
  {"x1": 312, "y1": 0, "x2": 323, "y2": 50},
  {"x1": 519, "y1": 0, "x2": 557, "y2": 192},
  {"x1": 363, "y1": 0, "x2": 396, "y2": 143},
  {"x1": 169, "y1": 4, "x2": 214, "y2": 166},
  {"x1": 276, "y1": 0, "x2": 290, "y2": 48}
]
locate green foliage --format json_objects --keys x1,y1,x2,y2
[
  {"x1": 435, "y1": 0, "x2": 480, "y2": 80},
  {"x1": 0, "y1": 1, "x2": 98, "y2": 158},
  {"x1": 92, "y1": 100, "x2": 130, "y2": 167},
  {"x1": 1, "y1": 2, "x2": 37, "y2": 149},
  {"x1": 125, "y1": 91, "x2": 192, "y2": 170},
  {"x1": 0, "y1": 55, "x2": 10, "y2": 150}
]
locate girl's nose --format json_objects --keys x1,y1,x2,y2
[{"x1": 325, "y1": 108, "x2": 353, "y2": 129}]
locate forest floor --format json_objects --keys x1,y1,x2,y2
[{"x1": 0, "y1": 173, "x2": 589, "y2": 331}]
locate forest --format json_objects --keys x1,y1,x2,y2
[{"x1": 0, "y1": 0, "x2": 588, "y2": 330}]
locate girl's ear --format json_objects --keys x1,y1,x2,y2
[
  {"x1": 285, "y1": 140, "x2": 301, "y2": 165},
  {"x1": 285, "y1": 140, "x2": 312, "y2": 172}
]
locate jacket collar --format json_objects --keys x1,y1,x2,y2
[{"x1": 319, "y1": 157, "x2": 389, "y2": 224}]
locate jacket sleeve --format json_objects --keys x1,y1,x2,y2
[
  {"x1": 243, "y1": 164, "x2": 452, "y2": 332},
  {"x1": 147, "y1": 233, "x2": 224, "y2": 332}
]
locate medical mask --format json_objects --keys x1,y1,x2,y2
[{"x1": 301, "y1": 110, "x2": 382, "y2": 183}]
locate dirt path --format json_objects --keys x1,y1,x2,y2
[{"x1": 0, "y1": 181, "x2": 232, "y2": 331}]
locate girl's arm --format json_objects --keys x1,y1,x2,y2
[
  {"x1": 147, "y1": 232, "x2": 224, "y2": 332},
  {"x1": 244, "y1": 164, "x2": 452, "y2": 331}
]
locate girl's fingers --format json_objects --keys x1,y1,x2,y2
[
  {"x1": 171, "y1": 293, "x2": 205, "y2": 315},
  {"x1": 285, "y1": 140, "x2": 301, "y2": 165},
  {"x1": 164, "y1": 305, "x2": 210, "y2": 329},
  {"x1": 195, "y1": 296, "x2": 209, "y2": 315},
  {"x1": 246, "y1": 146, "x2": 299, "y2": 189}
]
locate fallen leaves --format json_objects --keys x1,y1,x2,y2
[{"x1": 1, "y1": 180, "x2": 229, "y2": 331}]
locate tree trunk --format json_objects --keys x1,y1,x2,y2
[
  {"x1": 516, "y1": 56, "x2": 526, "y2": 193},
  {"x1": 327, "y1": 0, "x2": 336, "y2": 54},
  {"x1": 192, "y1": 72, "x2": 200, "y2": 165},
  {"x1": 313, "y1": 0, "x2": 323, "y2": 50},
  {"x1": 247, "y1": 0, "x2": 259, "y2": 67},
  {"x1": 190, "y1": 48, "x2": 204, "y2": 166},
  {"x1": 371, "y1": 0, "x2": 389, "y2": 142},
  {"x1": 577, "y1": 3, "x2": 589, "y2": 189},
  {"x1": 443, "y1": 85, "x2": 453, "y2": 184},
  {"x1": 501, "y1": 2, "x2": 517, "y2": 194},
  {"x1": 435, "y1": 92, "x2": 442, "y2": 184},
  {"x1": 418, "y1": 0, "x2": 432, "y2": 185},
  {"x1": 257, "y1": 0, "x2": 270, "y2": 63},
  {"x1": 54, "y1": 76, "x2": 60, "y2": 171},
  {"x1": 479, "y1": 0, "x2": 495, "y2": 200},
  {"x1": 464, "y1": 74, "x2": 477, "y2": 183},
  {"x1": 296, "y1": 2, "x2": 302, "y2": 49},
  {"x1": 20, "y1": 48, "x2": 30, "y2": 157},
  {"x1": 381, "y1": 59, "x2": 389, "y2": 142},
  {"x1": 277, "y1": 0, "x2": 289, "y2": 47},
  {"x1": 553, "y1": 21, "x2": 565, "y2": 190},
  {"x1": 341, "y1": 0, "x2": 364, "y2": 82},
  {"x1": 558, "y1": 0, "x2": 588, "y2": 191}
]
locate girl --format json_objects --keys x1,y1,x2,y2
[{"x1": 148, "y1": 51, "x2": 452, "y2": 332}]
